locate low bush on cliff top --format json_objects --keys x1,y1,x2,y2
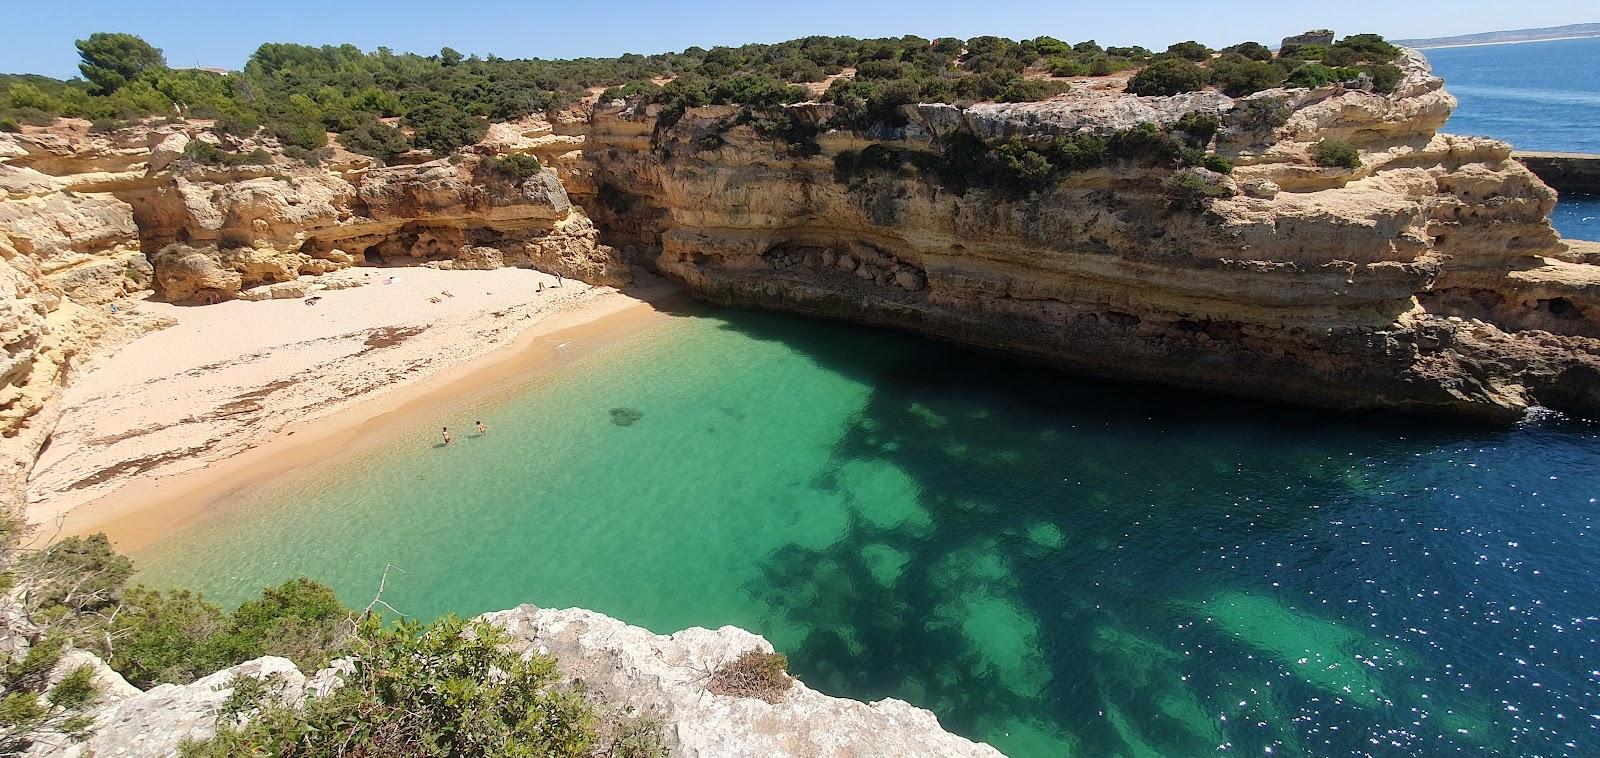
[
  {"x1": 483, "y1": 152, "x2": 545, "y2": 181},
  {"x1": 5, "y1": 534, "x2": 671, "y2": 756},
  {"x1": 337, "y1": 118, "x2": 409, "y2": 163},
  {"x1": 183, "y1": 140, "x2": 273, "y2": 167},
  {"x1": 111, "y1": 576, "x2": 350, "y2": 687},
  {"x1": 9, "y1": 535, "x2": 349, "y2": 689},
  {"x1": 835, "y1": 120, "x2": 1234, "y2": 197},
  {"x1": 179, "y1": 615, "x2": 612, "y2": 757},
  {"x1": 1119, "y1": 32, "x2": 1403, "y2": 99},
  {"x1": 1313, "y1": 138, "x2": 1362, "y2": 169},
  {"x1": 4, "y1": 30, "x2": 1404, "y2": 149}
]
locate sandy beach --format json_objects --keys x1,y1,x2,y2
[{"x1": 25, "y1": 266, "x2": 683, "y2": 547}]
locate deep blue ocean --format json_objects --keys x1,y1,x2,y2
[{"x1": 1428, "y1": 37, "x2": 1600, "y2": 241}]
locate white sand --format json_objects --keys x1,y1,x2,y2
[{"x1": 26, "y1": 266, "x2": 641, "y2": 527}]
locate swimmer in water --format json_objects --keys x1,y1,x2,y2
[
  {"x1": 476, "y1": 420, "x2": 489, "y2": 436},
  {"x1": 442, "y1": 427, "x2": 452, "y2": 446}
]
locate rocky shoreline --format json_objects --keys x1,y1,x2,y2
[{"x1": 33, "y1": 606, "x2": 1001, "y2": 758}]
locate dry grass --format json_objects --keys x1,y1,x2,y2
[{"x1": 708, "y1": 650, "x2": 793, "y2": 704}]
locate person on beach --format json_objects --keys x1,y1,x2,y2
[
  {"x1": 476, "y1": 420, "x2": 489, "y2": 436},
  {"x1": 442, "y1": 427, "x2": 452, "y2": 446},
  {"x1": 555, "y1": 271, "x2": 563, "y2": 287}
]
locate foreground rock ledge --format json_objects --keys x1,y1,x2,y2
[{"x1": 40, "y1": 606, "x2": 1001, "y2": 758}]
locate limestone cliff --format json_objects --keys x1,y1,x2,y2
[
  {"x1": 0, "y1": 124, "x2": 627, "y2": 511},
  {"x1": 30, "y1": 607, "x2": 999, "y2": 757},
  {"x1": 561, "y1": 48, "x2": 1600, "y2": 421},
  {"x1": 7, "y1": 45, "x2": 1600, "y2": 513}
]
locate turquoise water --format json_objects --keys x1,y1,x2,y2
[
  {"x1": 135, "y1": 305, "x2": 1600, "y2": 756},
  {"x1": 1427, "y1": 38, "x2": 1600, "y2": 241}
]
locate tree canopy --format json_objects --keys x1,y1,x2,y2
[
  {"x1": 75, "y1": 32, "x2": 166, "y2": 95},
  {"x1": 1, "y1": 30, "x2": 1406, "y2": 155}
]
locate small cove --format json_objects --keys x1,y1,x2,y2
[{"x1": 131, "y1": 303, "x2": 1600, "y2": 756}]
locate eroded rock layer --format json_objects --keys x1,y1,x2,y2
[
  {"x1": 7, "y1": 47, "x2": 1600, "y2": 512},
  {"x1": 565, "y1": 49, "x2": 1600, "y2": 421},
  {"x1": 0, "y1": 124, "x2": 626, "y2": 509}
]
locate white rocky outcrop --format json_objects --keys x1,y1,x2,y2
[
  {"x1": 485, "y1": 606, "x2": 1002, "y2": 757},
  {"x1": 28, "y1": 607, "x2": 1000, "y2": 757}
]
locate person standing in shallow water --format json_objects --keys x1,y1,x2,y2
[
  {"x1": 441, "y1": 427, "x2": 452, "y2": 446},
  {"x1": 476, "y1": 420, "x2": 489, "y2": 436}
]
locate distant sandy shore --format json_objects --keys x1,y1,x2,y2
[
  {"x1": 1409, "y1": 34, "x2": 1600, "y2": 50},
  {"x1": 25, "y1": 266, "x2": 685, "y2": 550}
]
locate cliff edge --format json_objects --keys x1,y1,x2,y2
[
  {"x1": 31, "y1": 606, "x2": 1000, "y2": 758},
  {"x1": 569, "y1": 48, "x2": 1600, "y2": 422}
]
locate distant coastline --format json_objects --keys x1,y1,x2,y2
[{"x1": 1397, "y1": 23, "x2": 1600, "y2": 49}]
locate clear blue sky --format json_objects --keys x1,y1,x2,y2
[{"x1": 4, "y1": 0, "x2": 1596, "y2": 78}]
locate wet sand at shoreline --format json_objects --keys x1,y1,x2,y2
[{"x1": 25, "y1": 266, "x2": 686, "y2": 550}]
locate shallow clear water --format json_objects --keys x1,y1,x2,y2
[{"x1": 135, "y1": 306, "x2": 1600, "y2": 757}]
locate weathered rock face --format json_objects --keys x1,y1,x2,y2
[
  {"x1": 0, "y1": 123, "x2": 628, "y2": 512},
  {"x1": 485, "y1": 606, "x2": 1002, "y2": 757},
  {"x1": 564, "y1": 49, "x2": 1600, "y2": 421},
  {"x1": 29, "y1": 608, "x2": 997, "y2": 758}
]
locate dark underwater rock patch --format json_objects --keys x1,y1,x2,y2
[{"x1": 610, "y1": 407, "x2": 644, "y2": 427}]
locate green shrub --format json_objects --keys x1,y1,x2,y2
[
  {"x1": 212, "y1": 110, "x2": 259, "y2": 138},
  {"x1": 1126, "y1": 58, "x2": 1210, "y2": 96},
  {"x1": 1367, "y1": 63, "x2": 1404, "y2": 94},
  {"x1": 822, "y1": 77, "x2": 919, "y2": 129},
  {"x1": 8, "y1": 107, "x2": 56, "y2": 127},
  {"x1": 18, "y1": 534, "x2": 132, "y2": 619},
  {"x1": 1, "y1": 639, "x2": 99, "y2": 753},
  {"x1": 1227, "y1": 96, "x2": 1292, "y2": 134},
  {"x1": 268, "y1": 118, "x2": 327, "y2": 150},
  {"x1": 833, "y1": 144, "x2": 908, "y2": 182},
  {"x1": 1279, "y1": 43, "x2": 1327, "y2": 61},
  {"x1": 88, "y1": 118, "x2": 128, "y2": 133},
  {"x1": 747, "y1": 110, "x2": 822, "y2": 156},
  {"x1": 181, "y1": 615, "x2": 596, "y2": 757},
  {"x1": 1209, "y1": 55, "x2": 1288, "y2": 97},
  {"x1": 111, "y1": 577, "x2": 348, "y2": 688},
  {"x1": 1163, "y1": 170, "x2": 1231, "y2": 211},
  {"x1": 183, "y1": 140, "x2": 273, "y2": 167},
  {"x1": 1285, "y1": 63, "x2": 1361, "y2": 88},
  {"x1": 855, "y1": 59, "x2": 906, "y2": 80},
  {"x1": 281, "y1": 145, "x2": 327, "y2": 166},
  {"x1": 1174, "y1": 111, "x2": 1220, "y2": 145},
  {"x1": 1200, "y1": 153, "x2": 1234, "y2": 173},
  {"x1": 1222, "y1": 42, "x2": 1273, "y2": 61},
  {"x1": 1107, "y1": 122, "x2": 1183, "y2": 162},
  {"x1": 403, "y1": 98, "x2": 488, "y2": 155},
  {"x1": 1335, "y1": 34, "x2": 1402, "y2": 63},
  {"x1": 484, "y1": 152, "x2": 544, "y2": 180},
  {"x1": 1313, "y1": 138, "x2": 1361, "y2": 169},
  {"x1": 338, "y1": 118, "x2": 408, "y2": 163},
  {"x1": 998, "y1": 78, "x2": 1070, "y2": 103},
  {"x1": 0, "y1": 118, "x2": 17, "y2": 133},
  {"x1": 707, "y1": 74, "x2": 805, "y2": 108},
  {"x1": 1164, "y1": 41, "x2": 1214, "y2": 61}
]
